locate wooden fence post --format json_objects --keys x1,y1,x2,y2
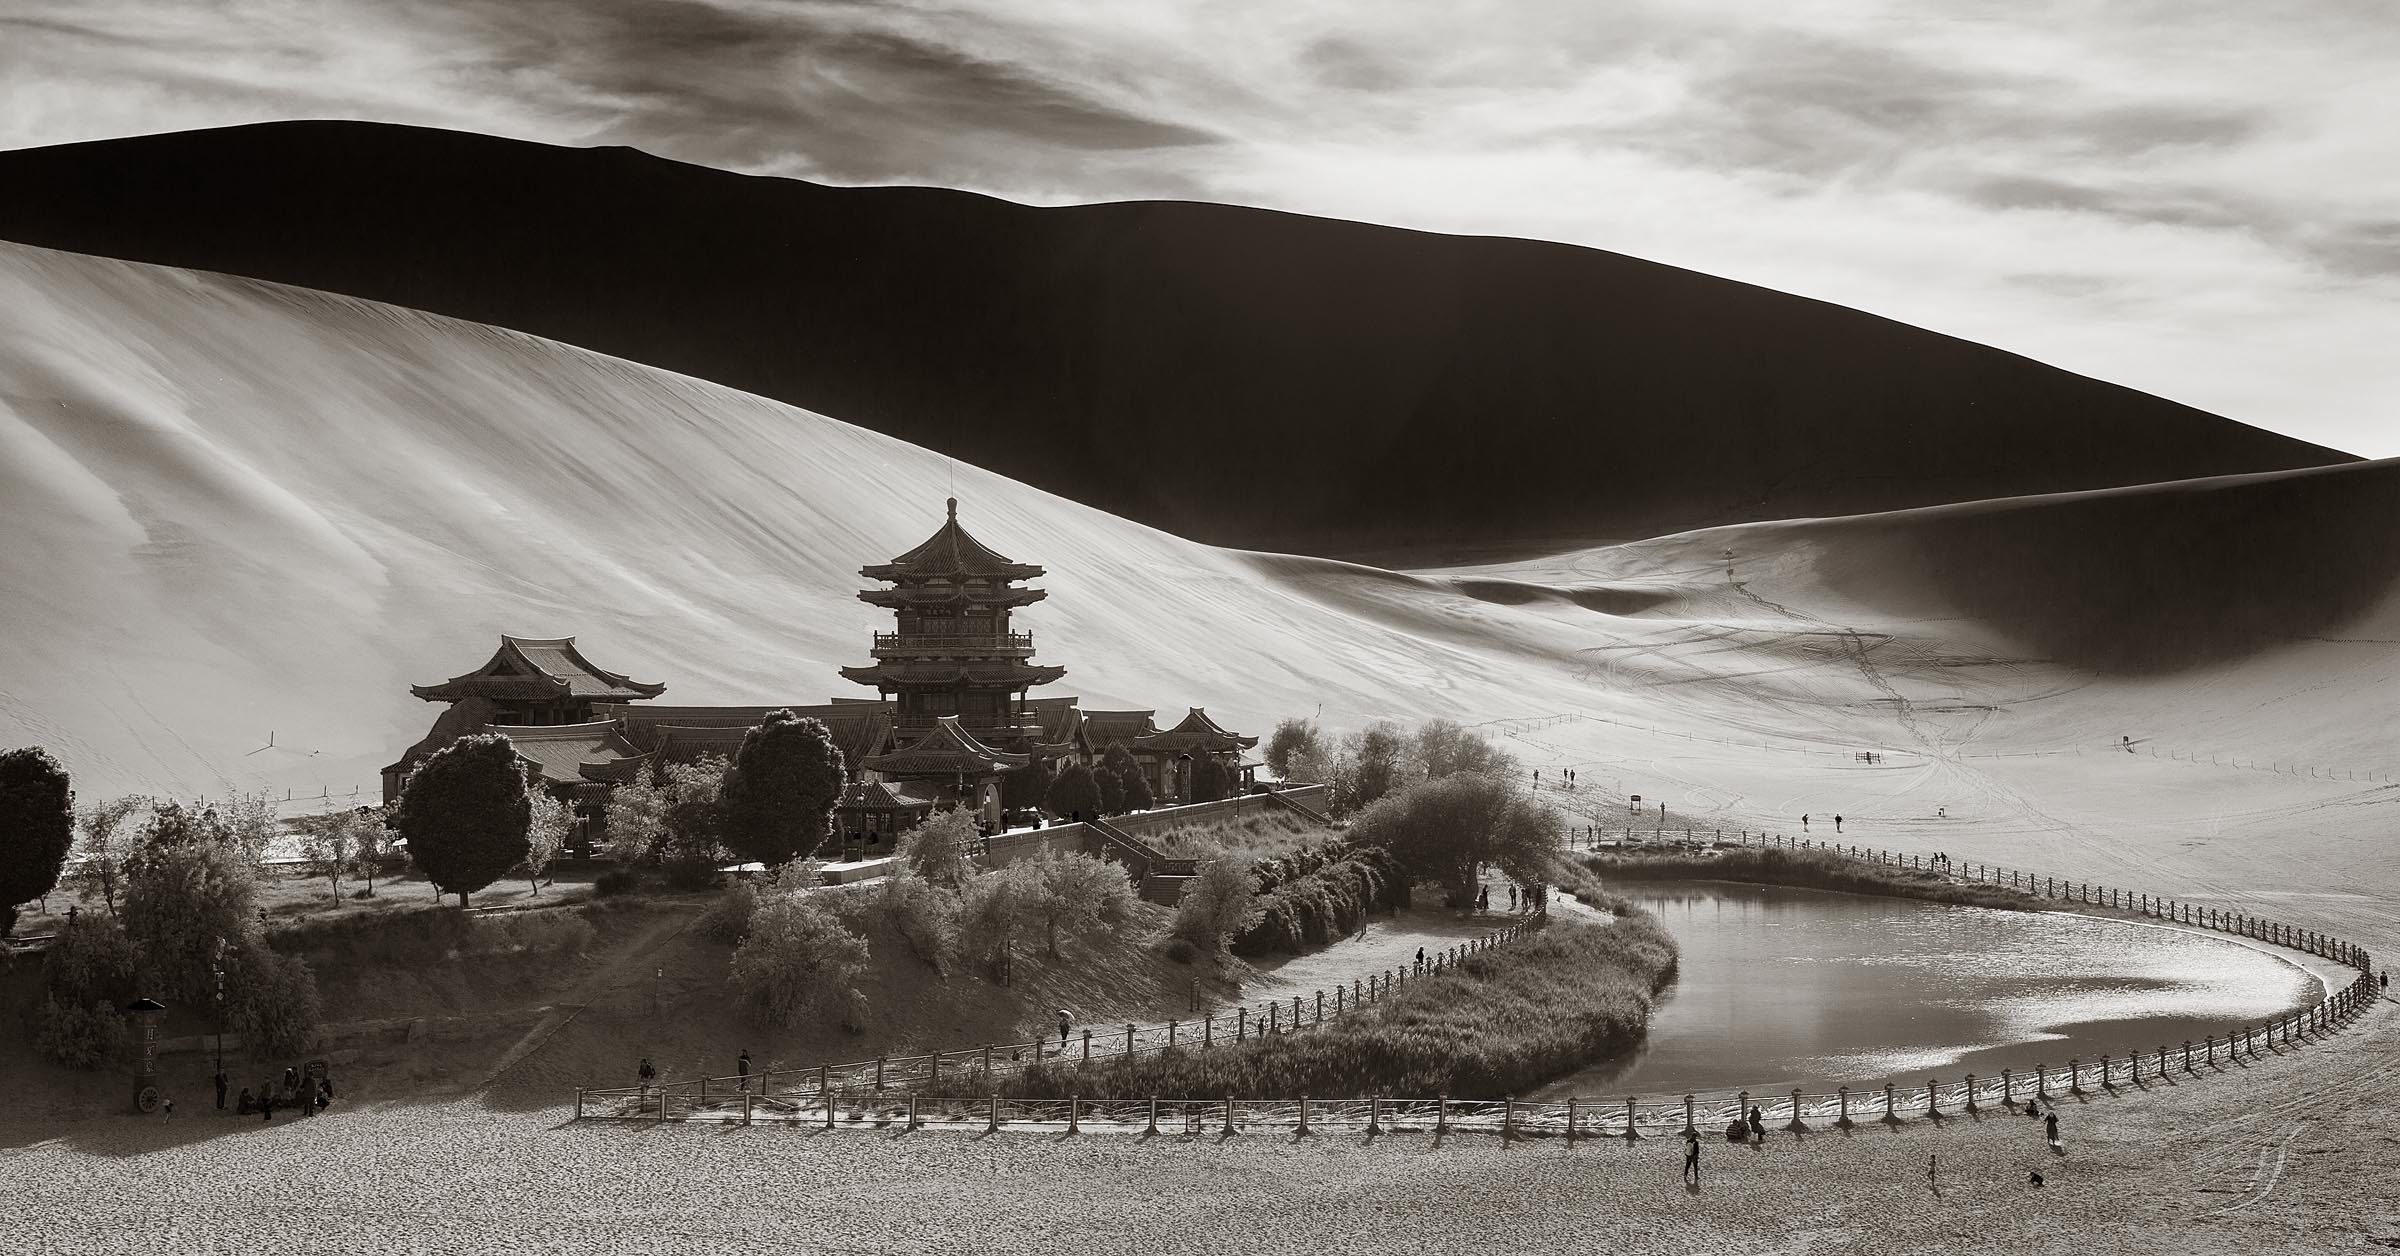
[
  {"x1": 1625, "y1": 1096, "x2": 1642, "y2": 1140},
  {"x1": 1081, "y1": 1029, "x2": 1092, "y2": 1062},
  {"x1": 1565, "y1": 1097, "x2": 1578, "y2": 1142},
  {"x1": 1298, "y1": 1095, "x2": 1311, "y2": 1137},
  {"x1": 1836, "y1": 1086, "x2": 1853, "y2": 1129},
  {"x1": 1787, "y1": 1087, "x2": 1808, "y2": 1131}
]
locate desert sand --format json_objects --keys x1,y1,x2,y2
[{"x1": 2, "y1": 237, "x2": 2395, "y2": 1251}]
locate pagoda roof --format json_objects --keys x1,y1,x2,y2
[
  {"x1": 840, "y1": 661, "x2": 1067, "y2": 688},
  {"x1": 596, "y1": 702, "x2": 895, "y2": 770},
  {"x1": 859, "y1": 585, "x2": 1047, "y2": 610},
  {"x1": 1082, "y1": 709, "x2": 1159, "y2": 746},
  {"x1": 412, "y1": 636, "x2": 666, "y2": 704},
  {"x1": 1134, "y1": 708, "x2": 1259, "y2": 754},
  {"x1": 860, "y1": 499, "x2": 1044, "y2": 583},
  {"x1": 865, "y1": 716, "x2": 1029, "y2": 776},
  {"x1": 476, "y1": 721, "x2": 650, "y2": 786},
  {"x1": 839, "y1": 779, "x2": 943, "y2": 812},
  {"x1": 1023, "y1": 696, "x2": 1088, "y2": 749}
]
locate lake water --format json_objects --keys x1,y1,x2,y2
[{"x1": 1530, "y1": 880, "x2": 2320, "y2": 1099}]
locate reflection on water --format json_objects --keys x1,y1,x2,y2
[{"x1": 1531, "y1": 881, "x2": 2317, "y2": 1099}]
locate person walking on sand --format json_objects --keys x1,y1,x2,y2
[
  {"x1": 1834, "y1": 814, "x2": 1844, "y2": 833},
  {"x1": 738, "y1": 1050, "x2": 752, "y2": 1094},
  {"x1": 260, "y1": 1090, "x2": 274, "y2": 1123},
  {"x1": 1057, "y1": 1009, "x2": 1072, "y2": 1047},
  {"x1": 163, "y1": 1097, "x2": 174, "y2": 1123},
  {"x1": 638, "y1": 1057, "x2": 656, "y2": 1098},
  {"x1": 2046, "y1": 1111, "x2": 2060, "y2": 1147},
  {"x1": 1415, "y1": 947, "x2": 1426, "y2": 973},
  {"x1": 1748, "y1": 1107, "x2": 1765, "y2": 1141},
  {"x1": 1802, "y1": 814, "x2": 1810, "y2": 831},
  {"x1": 1683, "y1": 1134, "x2": 1702, "y2": 1184},
  {"x1": 1929, "y1": 1153, "x2": 1938, "y2": 1188},
  {"x1": 214, "y1": 1069, "x2": 227, "y2": 1111}
]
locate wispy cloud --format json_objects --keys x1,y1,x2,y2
[{"x1": 3, "y1": 0, "x2": 2394, "y2": 455}]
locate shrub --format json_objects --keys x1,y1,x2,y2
[
  {"x1": 1012, "y1": 912, "x2": 1679, "y2": 1101},
  {"x1": 1045, "y1": 763, "x2": 1102, "y2": 823},
  {"x1": 1350, "y1": 773, "x2": 1556, "y2": 907},
  {"x1": 729, "y1": 892, "x2": 870, "y2": 1028},
  {"x1": 1017, "y1": 850, "x2": 1137, "y2": 957},
  {"x1": 1233, "y1": 844, "x2": 1408, "y2": 956},
  {"x1": 1161, "y1": 936, "x2": 1201, "y2": 964},
  {"x1": 32, "y1": 996, "x2": 128, "y2": 1070},
  {"x1": 1189, "y1": 754, "x2": 1235, "y2": 804},
  {"x1": 697, "y1": 882, "x2": 759, "y2": 944},
  {"x1": 224, "y1": 939, "x2": 322, "y2": 1060},
  {"x1": 1172, "y1": 856, "x2": 1263, "y2": 959},
  {"x1": 878, "y1": 871, "x2": 959, "y2": 971},
  {"x1": 393, "y1": 733, "x2": 531, "y2": 908},
  {"x1": 957, "y1": 866, "x2": 1029, "y2": 980},
  {"x1": 897, "y1": 807, "x2": 979, "y2": 889},
  {"x1": 480, "y1": 912, "x2": 598, "y2": 957},
  {"x1": 42, "y1": 914, "x2": 139, "y2": 1006},
  {"x1": 0, "y1": 746, "x2": 75, "y2": 937},
  {"x1": 664, "y1": 859, "x2": 721, "y2": 892},
  {"x1": 1265, "y1": 718, "x2": 1321, "y2": 779},
  {"x1": 593, "y1": 867, "x2": 642, "y2": 896}
]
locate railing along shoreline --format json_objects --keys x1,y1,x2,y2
[{"x1": 573, "y1": 835, "x2": 2383, "y2": 1135}]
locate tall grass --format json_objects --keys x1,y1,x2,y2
[
  {"x1": 1146, "y1": 810, "x2": 1329, "y2": 862},
  {"x1": 1005, "y1": 910, "x2": 1678, "y2": 1100},
  {"x1": 1580, "y1": 847, "x2": 2049, "y2": 911}
]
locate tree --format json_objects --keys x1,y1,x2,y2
[
  {"x1": 1189, "y1": 754, "x2": 1235, "y2": 804},
  {"x1": 1349, "y1": 772, "x2": 1559, "y2": 907},
  {"x1": 1172, "y1": 855, "x2": 1264, "y2": 959},
  {"x1": 523, "y1": 791, "x2": 572, "y2": 895},
  {"x1": 957, "y1": 866, "x2": 1029, "y2": 980},
  {"x1": 999, "y1": 761, "x2": 1051, "y2": 812},
  {"x1": 729, "y1": 891, "x2": 870, "y2": 1027},
  {"x1": 0, "y1": 746, "x2": 75, "y2": 937},
  {"x1": 898, "y1": 806, "x2": 979, "y2": 890},
  {"x1": 137, "y1": 799, "x2": 233, "y2": 851},
  {"x1": 347, "y1": 807, "x2": 392, "y2": 896},
  {"x1": 1339, "y1": 723, "x2": 1407, "y2": 813},
  {"x1": 1265, "y1": 718, "x2": 1322, "y2": 779},
  {"x1": 603, "y1": 768, "x2": 671, "y2": 862},
  {"x1": 222, "y1": 937, "x2": 322, "y2": 1059},
  {"x1": 297, "y1": 814, "x2": 355, "y2": 903},
  {"x1": 1019, "y1": 850, "x2": 1137, "y2": 957},
  {"x1": 393, "y1": 733, "x2": 531, "y2": 908},
  {"x1": 1094, "y1": 759, "x2": 1127, "y2": 815},
  {"x1": 1098, "y1": 744, "x2": 1149, "y2": 814},
  {"x1": 659, "y1": 756, "x2": 733, "y2": 887},
  {"x1": 212, "y1": 789, "x2": 279, "y2": 869},
  {"x1": 720, "y1": 710, "x2": 848, "y2": 867},
  {"x1": 123, "y1": 825, "x2": 257, "y2": 1003},
  {"x1": 1045, "y1": 762, "x2": 1102, "y2": 823},
  {"x1": 1411, "y1": 720, "x2": 1513, "y2": 781},
  {"x1": 68, "y1": 794, "x2": 146, "y2": 917}
]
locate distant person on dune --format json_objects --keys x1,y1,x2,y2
[
  {"x1": 1802, "y1": 814, "x2": 1809, "y2": 831},
  {"x1": 1835, "y1": 815, "x2": 1844, "y2": 833}
]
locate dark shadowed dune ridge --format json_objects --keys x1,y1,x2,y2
[
  {"x1": 1650, "y1": 458, "x2": 2400, "y2": 674},
  {"x1": 0, "y1": 120, "x2": 2353, "y2": 556}
]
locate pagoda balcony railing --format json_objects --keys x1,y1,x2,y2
[{"x1": 871, "y1": 631, "x2": 1034, "y2": 655}]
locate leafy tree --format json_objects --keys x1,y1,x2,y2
[
  {"x1": 999, "y1": 761, "x2": 1051, "y2": 812},
  {"x1": 1172, "y1": 855, "x2": 1264, "y2": 959},
  {"x1": 1120, "y1": 762, "x2": 1154, "y2": 812},
  {"x1": 1349, "y1": 772, "x2": 1559, "y2": 907},
  {"x1": 655, "y1": 756, "x2": 732, "y2": 880},
  {"x1": 898, "y1": 806, "x2": 979, "y2": 889},
  {"x1": 1189, "y1": 754, "x2": 1236, "y2": 804},
  {"x1": 720, "y1": 711, "x2": 848, "y2": 867},
  {"x1": 222, "y1": 937, "x2": 322, "y2": 1059},
  {"x1": 211, "y1": 789, "x2": 279, "y2": 869},
  {"x1": 877, "y1": 869, "x2": 959, "y2": 971},
  {"x1": 1045, "y1": 762, "x2": 1102, "y2": 822},
  {"x1": 298, "y1": 814, "x2": 355, "y2": 903},
  {"x1": 729, "y1": 891, "x2": 870, "y2": 1028},
  {"x1": 393, "y1": 733, "x2": 531, "y2": 908},
  {"x1": 1339, "y1": 723, "x2": 1408, "y2": 813},
  {"x1": 523, "y1": 791, "x2": 572, "y2": 894},
  {"x1": 0, "y1": 746, "x2": 75, "y2": 937},
  {"x1": 1094, "y1": 759, "x2": 1127, "y2": 815},
  {"x1": 68, "y1": 794, "x2": 147, "y2": 917},
  {"x1": 1019, "y1": 850, "x2": 1137, "y2": 957},
  {"x1": 32, "y1": 997, "x2": 128, "y2": 1069},
  {"x1": 123, "y1": 826, "x2": 257, "y2": 1003},
  {"x1": 603, "y1": 767, "x2": 670, "y2": 861},
  {"x1": 1411, "y1": 720, "x2": 1513, "y2": 780},
  {"x1": 1265, "y1": 718, "x2": 1322, "y2": 779},
  {"x1": 42, "y1": 911, "x2": 138, "y2": 1007},
  {"x1": 347, "y1": 807, "x2": 392, "y2": 896},
  {"x1": 137, "y1": 799, "x2": 233, "y2": 851},
  {"x1": 957, "y1": 866, "x2": 1029, "y2": 981}
]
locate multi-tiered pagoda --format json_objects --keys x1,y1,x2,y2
[{"x1": 839, "y1": 498, "x2": 1071, "y2": 825}]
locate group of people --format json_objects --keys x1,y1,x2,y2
[
  {"x1": 1800, "y1": 813, "x2": 1845, "y2": 833},
  {"x1": 227, "y1": 1065, "x2": 335, "y2": 1121},
  {"x1": 1532, "y1": 768, "x2": 1580, "y2": 790},
  {"x1": 1678, "y1": 1097, "x2": 2063, "y2": 1187},
  {"x1": 1469, "y1": 877, "x2": 1542, "y2": 915}
]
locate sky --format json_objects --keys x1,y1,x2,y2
[{"x1": 3, "y1": 0, "x2": 2394, "y2": 457}]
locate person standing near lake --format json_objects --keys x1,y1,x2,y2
[
  {"x1": 1683, "y1": 1134, "x2": 1701, "y2": 1184},
  {"x1": 1057, "y1": 1009, "x2": 1072, "y2": 1046},
  {"x1": 1835, "y1": 814, "x2": 1844, "y2": 833},
  {"x1": 2045, "y1": 1111, "x2": 2059, "y2": 1148},
  {"x1": 737, "y1": 1049, "x2": 751, "y2": 1093}
]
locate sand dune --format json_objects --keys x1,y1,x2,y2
[
  {"x1": 0, "y1": 121, "x2": 2354, "y2": 558},
  {"x1": 4, "y1": 240, "x2": 2394, "y2": 953}
]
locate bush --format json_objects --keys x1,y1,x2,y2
[
  {"x1": 42, "y1": 914, "x2": 139, "y2": 1007},
  {"x1": 897, "y1": 807, "x2": 979, "y2": 889},
  {"x1": 1234, "y1": 845, "x2": 1408, "y2": 956},
  {"x1": 1161, "y1": 936, "x2": 1201, "y2": 964},
  {"x1": 1017, "y1": 850, "x2": 1137, "y2": 957},
  {"x1": 32, "y1": 995, "x2": 127, "y2": 1070},
  {"x1": 664, "y1": 859, "x2": 721, "y2": 892},
  {"x1": 224, "y1": 939, "x2": 322, "y2": 1060},
  {"x1": 479, "y1": 912, "x2": 598, "y2": 957},
  {"x1": 957, "y1": 866, "x2": 1029, "y2": 981},
  {"x1": 1172, "y1": 856, "x2": 1263, "y2": 959},
  {"x1": 697, "y1": 882, "x2": 759, "y2": 944},
  {"x1": 1045, "y1": 763, "x2": 1102, "y2": 822},
  {"x1": 1012, "y1": 912, "x2": 1679, "y2": 1101},
  {"x1": 729, "y1": 892, "x2": 870, "y2": 1028},
  {"x1": 123, "y1": 829, "x2": 257, "y2": 1004},
  {"x1": 593, "y1": 867, "x2": 642, "y2": 896},
  {"x1": 393, "y1": 733, "x2": 531, "y2": 907},
  {"x1": 877, "y1": 872, "x2": 958, "y2": 971}
]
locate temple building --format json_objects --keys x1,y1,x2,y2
[{"x1": 383, "y1": 499, "x2": 1259, "y2": 854}]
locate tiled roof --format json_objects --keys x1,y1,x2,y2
[
  {"x1": 1082, "y1": 709, "x2": 1158, "y2": 746},
  {"x1": 596, "y1": 702, "x2": 895, "y2": 769},
  {"x1": 840, "y1": 661, "x2": 1066, "y2": 688},
  {"x1": 865, "y1": 716, "x2": 1029, "y2": 776},
  {"x1": 840, "y1": 780, "x2": 941, "y2": 812},
  {"x1": 1134, "y1": 707, "x2": 1260, "y2": 753},
  {"x1": 412, "y1": 636, "x2": 666, "y2": 703},
  {"x1": 477, "y1": 721, "x2": 649, "y2": 785},
  {"x1": 1023, "y1": 696, "x2": 1086, "y2": 746},
  {"x1": 860, "y1": 498, "x2": 1044, "y2": 582}
]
